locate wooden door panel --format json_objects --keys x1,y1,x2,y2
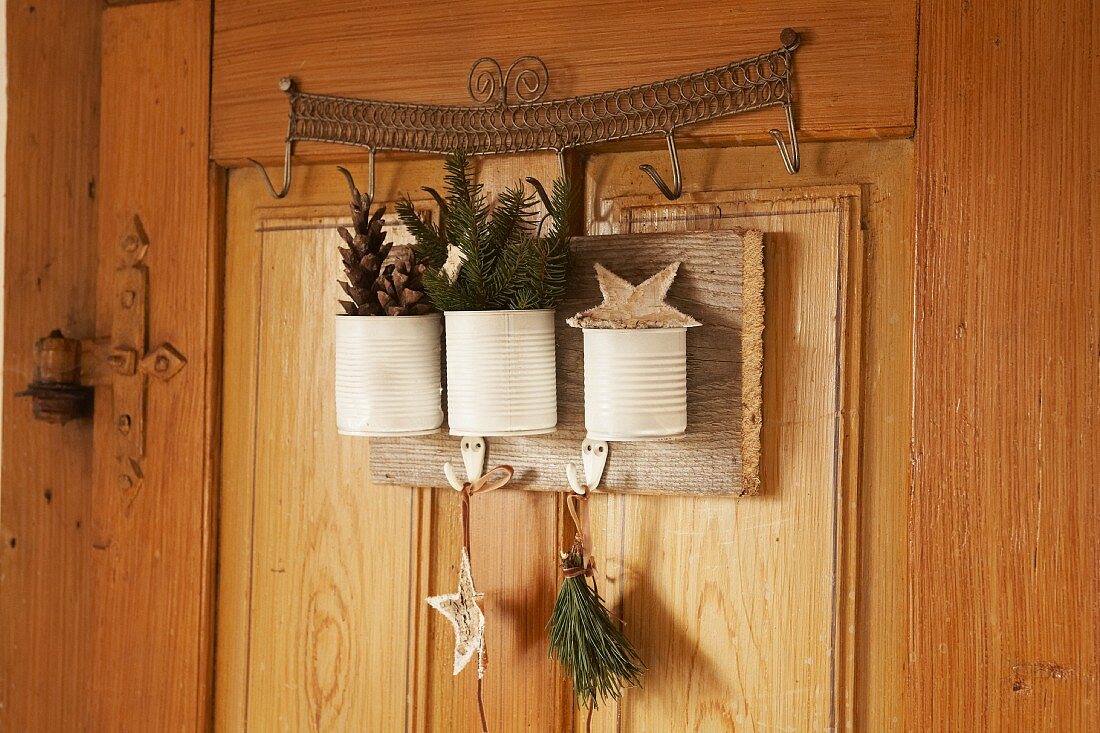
[
  {"x1": 595, "y1": 189, "x2": 860, "y2": 731},
  {"x1": 244, "y1": 223, "x2": 415, "y2": 729},
  {"x1": 586, "y1": 141, "x2": 912, "y2": 732},
  {"x1": 220, "y1": 154, "x2": 573, "y2": 732},
  {"x1": 220, "y1": 143, "x2": 910, "y2": 731}
]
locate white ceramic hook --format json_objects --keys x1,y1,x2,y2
[
  {"x1": 443, "y1": 462, "x2": 464, "y2": 491},
  {"x1": 460, "y1": 436, "x2": 486, "y2": 479},
  {"x1": 566, "y1": 437, "x2": 609, "y2": 494},
  {"x1": 443, "y1": 436, "x2": 486, "y2": 492},
  {"x1": 566, "y1": 463, "x2": 585, "y2": 495}
]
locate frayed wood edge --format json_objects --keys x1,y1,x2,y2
[{"x1": 739, "y1": 230, "x2": 765, "y2": 496}]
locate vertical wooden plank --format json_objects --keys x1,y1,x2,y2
[
  {"x1": 912, "y1": 1, "x2": 1099, "y2": 730},
  {"x1": 604, "y1": 193, "x2": 855, "y2": 732},
  {"x1": 216, "y1": 167, "x2": 264, "y2": 732},
  {"x1": 241, "y1": 219, "x2": 415, "y2": 730},
  {"x1": 89, "y1": 1, "x2": 216, "y2": 729},
  {"x1": 0, "y1": 1, "x2": 100, "y2": 730},
  {"x1": 586, "y1": 140, "x2": 913, "y2": 731}
]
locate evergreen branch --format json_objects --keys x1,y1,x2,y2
[
  {"x1": 396, "y1": 197, "x2": 448, "y2": 267},
  {"x1": 400, "y1": 154, "x2": 575, "y2": 312},
  {"x1": 549, "y1": 548, "x2": 645, "y2": 710}
]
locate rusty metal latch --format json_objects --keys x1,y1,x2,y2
[{"x1": 17, "y1": 215, "x2": 187, "y2": 485}]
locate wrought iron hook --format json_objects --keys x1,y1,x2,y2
[
  {"x1": 640, "y1": 133, "x2": 683, "y2": 201},
  {"x1": 769, "y1": 104, "x2": 800, "y2": 174},
  {"x1": 248, "y1": 138, "x2": 294, "y2": 199},
  {"x1": 336, "y1": 150, "x2": 378, "y2": 203},
  {"x1": 249, "y1": 77, "x2": 299, "y2": 199}
]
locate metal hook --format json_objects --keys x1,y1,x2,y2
[
  {"x1": 566, "y1": 437, "x2": 608, "y2": 494},
  {"x1": 640, "y1": 133, "x2": 683, "y2": 200},
  {"x1": 524, "y1": 176, "x2": 555, "y2": 238},
  {"x1": 769, "y1": 103, "x2": 800, "y2": 174},
  {"x1": 248, "y1": 77, "x2": 298, "y2": 199},
  {"x1": 337, "y1": 151, "x2": 378, "y2": 203},
  {"x1": 525, "y1": 176, "x2": 553, "y2": 212},
  {"x1": 248, "y1": 138, "x2": 294, "y2": 199}
]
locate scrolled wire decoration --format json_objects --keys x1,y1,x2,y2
[
  {"x1": 468, "y1": 55, "x2": 550, "y2": 106},
  {"x1": 251, "y1": 29, "x2": 802, "y2": 200}
]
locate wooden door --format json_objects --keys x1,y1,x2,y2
[{"x1": 216, "y1": 141, "x2": 912, "y2": 731}]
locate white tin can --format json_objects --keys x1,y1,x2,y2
[
  {"x1": 444, "y1": 309, "x2": 557, "y2": 436},
  {"x1": 334, "y1": 314, "x2": 444, "y2": 436},
  {"x1": 582, "y1": 328, "x2": 688, "y2": 440}
]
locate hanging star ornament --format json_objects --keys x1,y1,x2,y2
[
  {"x1": 426, "y1": 547, "x2": 487, "y2": 677},
  {"x1": 567, "y1": 261, "x2": 701, "y2": 329}
]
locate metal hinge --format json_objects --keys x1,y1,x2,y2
[{"x1": 17, "y1": 215, "x2": 187, "y2": 486}]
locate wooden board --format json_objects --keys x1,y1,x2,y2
[
  {"x1": 596, "y1": 185, "x2": 861, "y2": 731},
  {"x1": 911, "y1": 1, "x2": 1100, "y2": 730},
  {"x1": 0, "y1": 1, "x2": 100, "y2": 730},
  {"x1": 211, "y1": 0, "x2": 917, "y2": 167},
  {"x1": 370, "y1": 230, "x2": 763, "y2": 497},
  {"x1": 583, "y1": 139, "x2": 912, "y2": 732},
  {"x1": 89, "y1": 1, "x2": 217, "y2": 730}
]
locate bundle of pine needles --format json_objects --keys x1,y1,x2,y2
[
  {"x1": 548, "y1": 545, "x2": 645, "y2": 714},
  {"x1": 396, "y1": 150, "x2": 573, "y2": 311}
]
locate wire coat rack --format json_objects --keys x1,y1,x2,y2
[{"x1": 251, "y1": 28, "x2": 802, "y2": 200}]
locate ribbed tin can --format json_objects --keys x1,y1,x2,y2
[
  {"x1": 334, "y1": 314, "x2": 443, "y2": 436},
  {"x1": 582, "y1": 328, "x2": 688, "y2": 440},
  {"x1": 444, "y1": 309, "x2": 557, "y2": 436}
]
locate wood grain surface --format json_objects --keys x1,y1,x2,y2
[
  {"x1": 0, "y1": 1, "x2": 100, "y2": 730},
  {"x1": 595, "y1": 185, "x2": 861, "y2": 732},
  {"x1": 911, "y1": 1, "x2": 1100, "y2": 730},
  {"x1": 219, "y1": 155, "x2": 577, "y2": 732},
  {"x1": 89, "y1": 1, "x2": 218, "y2": 730},
  {"x1": 211, "y1": 0, "x2": 917, "y2": 167},
  {"x1": 217, "y1": 144, "x2": 877, "y2": 730},
  {"x1": 586, "y1": 140, "x2": 913, "y2": 732},
  {"x1": 369, "y1": 229, "x2": 764, "y2": 497}
]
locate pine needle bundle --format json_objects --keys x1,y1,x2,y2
[
  {"x1": 396, "y1": 150, "x2": 573, "y2": 311},
  {"x1": 549, "y1": 544, "x2": 645, "y2": 713}
]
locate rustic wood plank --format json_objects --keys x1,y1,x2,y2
[
  {"x1": 911, "y1": 1, "x2": 1100, "y2": 730},
  {"x1": 211, "y1": 0, "x2": 917, "y2": 166},
  {"x1": 89, "y1": 1, "x2": 216, "y2": 729},
  {"x1": 370, "y1": 230, "x2": 763, "y2": 497},
  {"x1": 0, "y1": 1, "x2": 100, "y2": 730}
]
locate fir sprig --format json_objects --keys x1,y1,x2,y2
[
  {"x1": 549, "y1": 546, "x2": 645, "y2": 711},
  {"x1": 396, "y1": 151, "x2": 573, "y2": 311}
]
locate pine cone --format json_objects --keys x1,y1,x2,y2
[
  {"x1": 336, "y1": 166, "x2": 392, "y2": 316},
  {"x1": 376, "y1": 249, "x2": 434, "y2": 316}
]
